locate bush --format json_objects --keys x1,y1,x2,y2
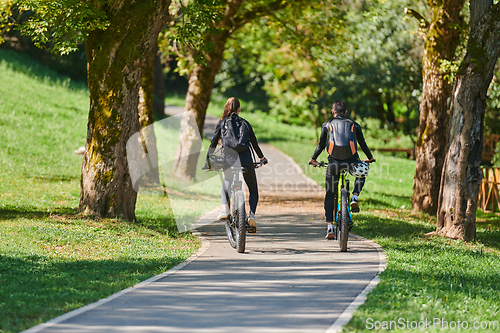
[{"x1": 492, "y1": 140, "x2": 500, "y2": 167}]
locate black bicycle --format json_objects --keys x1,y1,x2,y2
[{"x1": 204, "y1": 160, "x2": 264, "y2": 253}]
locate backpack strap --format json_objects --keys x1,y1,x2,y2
[
  {"x1": 350, "y1": 123, "x2": 356, "y2": 155},
  {"x1": 327, "y1": 122, "x2": 335, "y2": 155}
]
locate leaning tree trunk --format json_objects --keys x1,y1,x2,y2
[
  {"x1": 411, "y1": 0, "x2": 465, "y2": 215},
  {"x1": 173, "y1": 0, "x2": 244, "y2": 180},
  {"x1": 79, "y1": 0, "x2": 169, "y2": 220},
  {"x1": 437, "y1": 0, "x2": 500, "y2": 241}
]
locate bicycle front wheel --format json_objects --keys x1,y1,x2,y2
[
  {"x1": 338, "y1": 189, "x2": 349, "y2": 252},
  {"x1": 235, "y1": 191, "x2": 247, "y2": 253}
]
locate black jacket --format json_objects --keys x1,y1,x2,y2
[
  {"x1": 312, "y1": 114, "x2": 373, "y2": 161},
  {"x1": 207, "y1": 113, "x2": 264, "y2": 165}
]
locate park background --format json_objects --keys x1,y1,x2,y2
[{"x1": 1, "y1": 0, "x2": 500, "y2": 332}]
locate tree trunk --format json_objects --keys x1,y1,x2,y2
[
  {"x1": 153, "y1": 49, "x2": 167, "y2": 121},
  {"x1": 174, "y1": 0, "x2": 244, "y2": 180},
  {"x1": 138, "y1": 48, "x2": 161, "y2": 186},
  {"x1": 437, "y1": 1, "x2": 500, "y2": 241},
  {"x1": 412, "y1": 0, "x2": 465, "y2": 215},
  {"x1": 79, "y1": 1, "x2": 169, "y2": 220}
]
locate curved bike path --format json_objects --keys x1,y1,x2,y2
[{"x1": 24, "y1": 109, "x2": 386, "y2": 333}]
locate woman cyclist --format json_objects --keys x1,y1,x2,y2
[{"x1": 205, "y1": 97, "x2": 267, "y2": 234}]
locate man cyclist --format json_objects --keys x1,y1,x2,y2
[{"x1": 309, "y1": 100, "x2": 375, "y2": 239}]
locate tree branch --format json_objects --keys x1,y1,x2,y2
[
  {"x1": 404, "y1": 7, "x2": 429, "y2": 29},
  {"x1": 232, "y1": 0, "x2": 305, "y2": 33}
]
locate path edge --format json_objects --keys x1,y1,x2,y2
[
  {"x1": 21, "y1": 233, "x2": 211, "y2": 333},
  {"x1": 325, "y1": 234, "x2": 387, "y2": 333}
]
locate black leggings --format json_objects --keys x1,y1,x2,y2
[
  {"x1": 324, "y1": 157, "x2": 365, "y2": 222},
  {"x1": 222, "y1": 163, "x2": 259, "y2": 214}
]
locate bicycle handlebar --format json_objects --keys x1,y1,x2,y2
[
  {"x1": 202, "y1": 158, "x2": 268, "y2": 172},
  {"x1": 309, "y1": 161, "x2": 326, "y2": 168},
  {"x1": 309, "y1": 159, "x2": 376, "y2": 168}
]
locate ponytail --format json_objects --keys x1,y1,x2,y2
[{"x1": 220, "y1": 97, "x2": 240, "y2": 120}]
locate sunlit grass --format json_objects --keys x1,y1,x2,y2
[{"x1": 344, "y1": 209, "x2": 500, "y2": 332}]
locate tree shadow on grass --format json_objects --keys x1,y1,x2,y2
[
  {"x1": 0, "y1": 254, "x2": 187, "y2": 333},
  {"x1": 0, "y1": 205, "x2": 183, "y2": 238},
  {"x1": 31, "y1": 174, "x2": 80, "y2": 183},
  {"x1": 476, "y1": 229, "x2": 500, "y2": 253},
  {"x1": 134, "y1": 214, "x2": 186, "y2": 237},
  {"x1": 362, "y1": 197, "x2": 399, "y2": 210},
  {"x1": 355, "y1": 214, "x2": 435, "y2": 241},
  {"x1": 0, "y1": 206, "x2": 77, "y2": 220}
]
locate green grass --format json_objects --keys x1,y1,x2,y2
[
  {"x1": 0, "y1": 49, "x2": 201, "y2": 333},
  {"x1": 345, "y1": 210, "x2": 500, "y2": 332}
]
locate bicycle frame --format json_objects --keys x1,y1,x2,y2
[
  {"x1": 223, "y1": 162, "x2": 263, "y2": 253},
  {"x1": 309, "y1": 161, "x2": 352, "y2": 252},
  {"x1": 203, "y1": 156, "x2": 267, "y2": 253},
  {"x1": 310, "y1": 159, "x2": 374, "y2": 252},
  {"x1": 335, "y1": 171, "x2": 352, "y2": 225}
]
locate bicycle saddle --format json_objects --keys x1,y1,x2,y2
[{"x1": 230, "y1": 166, "x2": 247, "y2": 173}]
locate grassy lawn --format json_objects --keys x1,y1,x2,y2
[{"x1": 0, "y1": 49, "x2": 203, "y2": 333}]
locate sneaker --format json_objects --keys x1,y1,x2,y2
[
  {"x1": 325, "y1": 225, "x2": 335, "y2": 239},
  {"x1": 247, "y1": 214, "x2": 257, "y2": 234},
  {"x1": 217, "y1": 205, "x2": 230, "y2": 220},
  {"x1": 350, "y1": 197, "x2": 360, "y2": 213}
]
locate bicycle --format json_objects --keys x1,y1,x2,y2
[
  {"x1": 203, "y1": 160, "x2": 264, "y2": 253},
  {"x1": 309, "y1": 160, "x2": 374, "y2": 252}
]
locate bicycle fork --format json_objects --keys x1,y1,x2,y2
[{"x1": 336, "y1": 179, "x2": 353, "y2": 229}]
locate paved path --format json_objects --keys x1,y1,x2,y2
[{"x1": 24, "y1": 108, "x2": 385, "y2": 333}]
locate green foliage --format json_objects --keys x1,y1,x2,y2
[
  {"x1": 215, "y1": 0, "x2": 424, "y2": 137},
  {"x1": 0, "y1": 0, "x2": 15, "y2": 44},
  {"x1": 162, "y1": 0, "x2": 301, "y2": 76},
  {"x1": 163, "y1": 0, "x2": 225, "y2": 69},
  {"x1": 492, "y1": 140, "x2": 500, "y2": 167},
  {"x1": 486, "y1": 69, "x2": 500, "y2": 136},
  {"x1": 18, "y1": 0, "x2": 109, "y2": 54}
]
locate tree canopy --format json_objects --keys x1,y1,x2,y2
[
  {"x1": 18, "y1": 0, "x2": 109, "y2": 54},
  {"x1": 214, "y1": 0, "x2": 424, "y2": 136}
]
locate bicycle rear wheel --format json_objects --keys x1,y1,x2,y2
[
  {"x1": 235, "y1": 191, "x2": 247, "y2": 253},
  {"x1": 338, "y1": 189, "x2": 349, "y2": 252},
  {"x1": 225, "y1": 214, "x2": 236, "y2": 249}
]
